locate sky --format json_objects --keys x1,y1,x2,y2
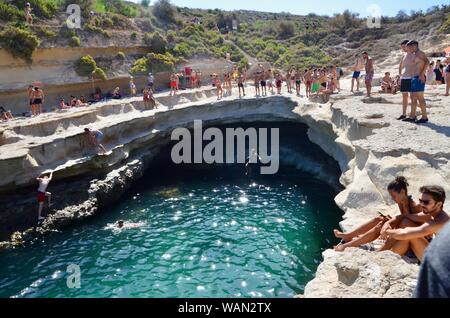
[{"x1": 132, "y1": 0, "x2": 449, "y2": 17}]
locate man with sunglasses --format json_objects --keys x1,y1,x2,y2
[{"x1": 381, "y1": 186, "x2": 449, "y2": 262}]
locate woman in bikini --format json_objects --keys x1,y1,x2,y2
[
  {"x1": 170, "y1": 74, "x2": 177, "y2": 96},
  {"x1": 333, "y1": 176, "x2": 423, "y2": 252}
]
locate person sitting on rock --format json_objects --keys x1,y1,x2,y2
[
  {"x1": 380, "y1": 72, "x2": 393, "y2": 93},
  {"x1": 112, "y1": 87, "x2": 122, "y2": 99},
  {"x1": 334, "y1": 176, "x2": 423, "y2": 252},
  {"x1": 84, "y1": 128, "x2": 107, "y2": 154},
  {"x1": 0, "y1": 106, "x2": 14, "y2": 121},
  {"x1": 379, "y1": 185, "x2": 449, "y2": 262},
  {"x1": 36, "y1": 171, "x2": 53, "y2": 221}
]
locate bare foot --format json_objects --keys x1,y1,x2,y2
[
  {"x1": 333, "y1": 229, "x2": 345, "y2": 239},
  {"x1": 334, "y1": 244, "x2": 346, "y2": 252}
]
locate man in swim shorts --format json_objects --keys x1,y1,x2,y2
[
  {"x1": 398, "y1": 40, "x2": 414, "y2": 120},
  {"x1": 36, "y1": 171, "x2": 53, "y2": 221},
  {"x1": 403, "y1": 41, "x2": 430, "y2": 124},
  {"x1": 351, "y1": 54, "x2": 364, "y2": 93}
]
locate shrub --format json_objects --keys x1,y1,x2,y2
[
  {"x1": 0, "y1": 25, "x2": 40, "y2": 63},
  {"x1": 131, "y1": 52, "x2": 177, "y2": 74},
  {"x1": 0, "y1": 3, "x2": 23, "y2": 22},
  {"x1": 153, "y1": 0, "x2": 176, "y2": 23},
  {"x1": 143, "y1": 32, "x2": 168, "y2": 53},
  {"x1": 35, "y1": 26, "x2": 57, "y2": 39},
  {"x1": 74, "y1": 55, "x2": 97, "y2": 77},
  {"x1": 116, "y1": 51, "x2": 126, "y2": 60},
  {"x1": 83, "y1": 23, "x2": 111, "y2": 38},
  {"x1": 277, "y1": 21, "x2": 295, "y2": 39},
  {"x1": 60, "y1": 23, "x2": 76, "y2": 38},
  {"x1": 70, "y1": 36, "x2": 81, "y2": 47},
  {"x1": 16, "y1": 0, "x2": 58, "y2": 19},
  {"x1": 441, "y1": 15, "x2": 450, "y2": 34},
  {"x1": 92, "y1": 67, "x2": 107, "y2": 80},
  {"x1": 131, "y1": 32, "x2": 137, "y2": 40}
]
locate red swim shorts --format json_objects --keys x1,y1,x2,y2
[{"x1": 37, "y1": 191, "x2": 46, "y2": 203}]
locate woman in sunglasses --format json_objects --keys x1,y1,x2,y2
[
  {"x1": 334, "y1": 176, "x2": 422, "y2": 252},
  {"x1": 379, "y1": 185, "x2": 449, "y2": 262}
]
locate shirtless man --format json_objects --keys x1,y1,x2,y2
[
  {"x1": 254, "y1": 72, "x2": 260, "y2": 97},
  {"x1": 403, "y1": 41, "x2": 430, "y2": 124},
  {"x1": 286, "y1": 69, "x2": 292, "y2": 94},
  {"x1": 444, "y1": 58, "x2": 450, "y2": 96},
  {"x1": 84, "y1": 128, "x2": 107, "y2": 154},
  {"x1": 362, "y1": 52, "x2": 374, "y2": 97},
  {"x1": 31, "y1": 87, "x2": 44, "y2": 116},
  {"x1": 295, "y1": 69, "x2": 302, "y2": 96},
  {"x1": 260, "y1": 70, "x2": 267, "y2": 97},
  {"x1": 266, "y1": 69, "x2": 275, "y2": 95},
  {"x1": 237, "y1": 73, "x2": 245, "y2": 98},
  {"x1": 36, "y1": 172, "x2": 53, "y2": 221},
  {"x1": 304, "y1": 69, "x2": 313, "y2": 98},
  {"x1": 351, "y1": 54, "x2": 364, "y2": 93},
  {"x1": 379, "y1": 186, "x2": 449, "y2": 262},
  {"x1": 398, "y1": 40, "x2": 415, "y2": 120}
]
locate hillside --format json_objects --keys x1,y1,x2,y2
[{"x1": 0, "y1": 0, "x2": 449, "y2": 111}]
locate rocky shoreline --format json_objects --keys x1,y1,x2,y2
[{"x1": 1, "y1": 85, "x2": 449, "y2": 297}]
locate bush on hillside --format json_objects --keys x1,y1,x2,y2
[
  {"x1": 0, "y1": 3, "x2": 23, "y2": 22},
  {"x1": 116, "y1": 51, "x2": 126, "y2": 60},
  {"x1": 70, "y1": 36, "x2": 81, "y2": 47},
  {"x1": 277, "y1": 22, "x2": 295, "y2": 39},
  {"x1": 75, "y1": 55, "x2": 97, "y2": 77},
  {"x1": 130, "y1": 32, "x2": 137, "y2": 40},
  {"x1": 16, "y1": 0, "x2": 58, "y2": 19},
  {"x1": 441, "y1": 16, "x2": 450, "y2": 34},
  {"x1": 0, "y1": 25, "x2": 40, "y2": 63},
  {"x1": 143, "y1": 32, "x2": 168, "y2": 53},
  {"x1": 131, "y1": 52, "x2": 177, "y2": 74},
  {"x1": 153, "y1": 0, "x2": 176, "y2": 23},
  {"x1": 92, "y1": 67, "x2": 107, "y2": 80}
]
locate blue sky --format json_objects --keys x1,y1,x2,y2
[{"x1": 133, "y1": 0, "x2": 449, "y2": 17}]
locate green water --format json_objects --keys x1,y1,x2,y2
[{"x1": 0, "y1": 122, "x2": 343, "y2": 298}]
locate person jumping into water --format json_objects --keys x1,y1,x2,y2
[
  {"x1": 36, "y1": 171, "x2": 53, "y2": 221},
  {"x1": 84, "y1": 128, "x2": 107, "y2": 154}
]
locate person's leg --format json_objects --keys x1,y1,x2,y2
[
  {"x1": 390, "y1": 240, "x2": 410, "y2": 256},
  {"x1": 38, "y1": 202, "x2": 44, "y2": 220},
  {"x1": 409, "y1": 237, "x2": 429, "y2": 262},
  {"x1": 334, "y1": 220, "x2": 385, "y2": 251},
  {"x1": 356, "y1": 78, "x2": 360, "y2": 92},
  {"x1": 334, "y1": 216, "x2": 384, "y2": 241},
  {"x1": 401, "y1": 93, "x2": 408, "y2": 116},
  {"x1": 409, "y1": 93, "x2": 418, "y2": 119},
  {"x1": 46, "y1": 192, "x2": 52, "y2": 207},
  {"x1": 446, "y1": 74, "x2": 450, "y2": 96},
  {"x1": 417, "y1": 92, "x2": 428, "y2": 120}
]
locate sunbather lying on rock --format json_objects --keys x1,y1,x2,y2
[{"x1": 334, "y1": 176, "x2": 422, "y2": 252}]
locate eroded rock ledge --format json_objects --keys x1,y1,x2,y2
[{"x1": 1, "y1": 86, "x2": 449, "y2": 297}]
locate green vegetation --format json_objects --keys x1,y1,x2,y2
[
  {"x1": 0, "y1": 3, "x2": 23, "y2": 22},
  {"x1": 131, "y1": 52, "x2": 178, "y2": 74},
  {"x1": 70, "y1": 36, "x2": 81, "y2": 47},
  {"x1": 143, "y1": 32, "x2": 168, "y2": 53},
  {"x1": 153, "y1": 0, "x2": 176, "y2": 23},
  {"x1": 75, "y1": 55, "x2": 107, "y2": 80},
  {"x1": 0, "y1": 25, "x2": 40, "y2": 63},
  {"x1": 116, "y1": 51, "x2": 126, "y2": 60},
  {"x1": 441, "y1": 15, "x2": 450, "y2": 34},
  {"x1": 130, "y1": 32, "x2": 138, "y2": 40}
]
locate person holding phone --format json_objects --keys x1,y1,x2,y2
[{"x1": 334, "y1": 176, "x2": 422, "y2": 251}]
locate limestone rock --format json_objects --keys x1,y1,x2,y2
[{"x1": 304, "y1": 248, "x2": 419, "y2": 298}]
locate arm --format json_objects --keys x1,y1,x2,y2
[
  {"x1": 381, "y1": 214, "x2": 403, "y2": 235},
  {"x1": 418, "y1": 52, "x2": 430, "y2": 80},
  {"x1": 399, "y1": 59, "x2": 403, "y2": 76},
  {"x1": 48, "y1": 172, "x2": 53, "y2": 181},
  {"x1": 386, "y1": 221, "x2": 443, "y2": 241}
]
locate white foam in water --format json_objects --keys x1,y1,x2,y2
[{"x1": 239, "y1": 196, "x2": 249, "y2": 204}]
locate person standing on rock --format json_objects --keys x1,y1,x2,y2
[
  {"x1": 362, "y1": 52, "x2": 374, "y2": 97},
  {"x1": 84, "y1": 128, "x2": 107, "y2": 154},
  {"x1": 403, "y1": 41, "x2": 430, "y2": 124},
  {"x1": 36, "y1": 171, "x2": 53, "y2": 221},
  {"x1": 31, "y1": 86, "x2": 44, "y2": 116},
  {"x1": 129, "y1": 77, "x2": 137, "y2": 97},
  {"x1": 351, "y1": 54, "x2": 364, "y2": 93},
  {"x1": 380, "y1": 185, "x2": 449, "y2": 262},
  {"x1": 398, "y1": 40, "x2": 414, "y2": 120},
  {"x1": 25, "y1": 3, "x2": 33, "y2": 25},
  {"x1": 414, "y1": 221, "x2": 450, "y2": 298}
]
